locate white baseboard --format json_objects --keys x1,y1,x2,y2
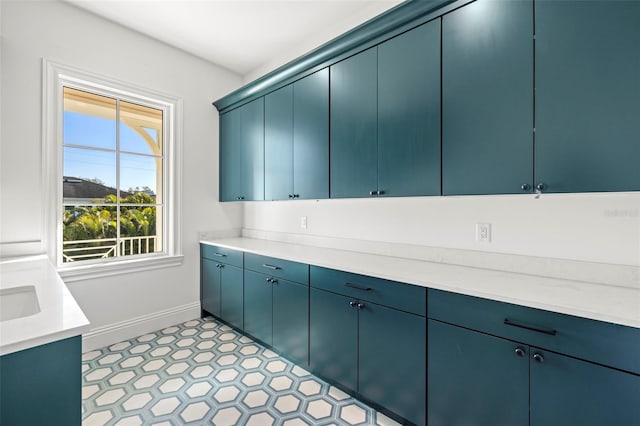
[{"x1": 82, "y1": 302, "x2": 201, "y2": 352}]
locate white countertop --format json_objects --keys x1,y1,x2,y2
[
  {"x1": 0, "y1": 255, "x2": 90, "y2": 356},
  {"x1": 202, "y1": 237, "x2": 640, "y2": 329}
]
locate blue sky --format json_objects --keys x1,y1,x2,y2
[{"x1": 63, "y1": 111, "x2": 159, "y2": 192}]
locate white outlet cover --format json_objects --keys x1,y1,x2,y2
[{"x1": 476, "y1": 223, "x2": 492, "y2": 243}]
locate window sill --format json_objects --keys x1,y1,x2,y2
[{"x1": 58, "y1": 255, "x2": 184, "y2": 282}]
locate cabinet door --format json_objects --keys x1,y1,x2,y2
[
  {"x1": 219, "y1": 108, "x2": 241, "y2": 201},
  {"x1": 243, "y1": 270, "x2": 272, "y2": 344},
  {"x1": 330, "y1": 48, "x2": 378, "y2": 198},
  {"x1": 378, "y1": 20, "x2": 441, "y2": 197},
  {"x1": 309, "y1": 288, "x2": 358, "y2": 390},
  {"x1": 220, "y1": 264, "x2": 244, "y2": 330},
  {"x1": 201, "y1": 258, "x2": 221, "y2": 317},
  {"x1": 428, "y1": 320, "x2": 529, "y2": 426},
  {"x1": 273, "y1": 279, "x2": 308, "y2": 365},
  {"x1": 360, "y1": 303, "x2": 426, "y2": 426},
  {"x1": 293, "y1": 69, "x2": 329, "y2": 199},
  {"x1": 530, "y1": 349, "x2": 640, "y2": 425},
  {"x1": 265, "y1": 85, "x2": 293, "y2": 200},
  {"x1": 240, "y1": 98, "x2": 265, "y2": 201},
  {"x1": 442, "y1": 0, "x2": 533, "y2": 195},
  {"x1": 535, "y1": 1, "x2": 640, "y2": 192}
]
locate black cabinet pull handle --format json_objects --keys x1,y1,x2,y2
[
  {"x1": 218, "y1": 264, "x2": 224, "y2": 269},
  {"x1": 288, "y1": 194, "x2": 294, "y2": 199},
  {"x1": 344, "y1": 283, "x2": 372, "y2": 291},
  {"x1": 262, "y1": 264, "x2": 281, "y2": 270},
  {"x1": 266, "y1": 278, "x2": 272, "y2": 284},
  {"x1": 504, "y1": 319, "x2": 556, "y2": 336},
  {"x1": 215, "y1": 264, "x2": 221, "y2": 268},
  {"x1": 521, "y1": 183, "x2": 530, "y2": 191},
  {"x1": 377, "y1": 190, "x2": 385, "y2": 195},
  {"x1": 357, "y1": 303, "x2": 365, "y2": 309},
  {"x1": 214, "y1": 253, "x2": 227, "y2": 257},
  {"x1": 533, "y1": 353, "x2": 545, "y2": 363},
  {"x1": 514, "y1": 347, "x2": 526, "y2": 357},
  {"x1": 293, "y1": 194, "x2": 300, "y2": 198},
  {"x1": 349, "y1": 301, "x2": 357, "y2": 307}
]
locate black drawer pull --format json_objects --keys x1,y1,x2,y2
[
  {"x1": 262, "y1": 264, "x2": 281, "y2": 270},
  {"x1": 504, "y1": 318, "x2": 556, "y2": 336},
  {"x1": 213, "y1": 253, "x2": 227, "y2": 257},
  {"x1": 344, "y1": 283, "x2": 372, "y2": 291}
]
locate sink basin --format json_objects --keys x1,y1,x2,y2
[{"x1": 0, "y1": 285, "x2": 41, "y2": 321}]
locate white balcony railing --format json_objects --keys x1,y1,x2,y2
[{"x1": 62, "y1": 235, "x2": 157, "y2": 262}]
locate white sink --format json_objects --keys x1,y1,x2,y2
[{"x1": 0, "y1": 285, "x2": 41, "y2": 321}]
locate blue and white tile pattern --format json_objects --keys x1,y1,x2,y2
[{"x1": 82, "y1": 317, "x2": 401, "y2": 425}]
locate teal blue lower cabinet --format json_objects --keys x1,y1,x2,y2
[
  {"x1": 530, "y1": 349, "x2": 640, "y2": 425},
  {"x1": 200, "y1": 245, "x2": 244, "y2": 329},
  {"x1": 428, "y1": 319, "x2": 529, "y2": 426},
  {"x1": 0, "y1": 336, "x2": 81, "y2": 426},
  {"x1": 360, "y1": 302, "x2": 426, "y2": 426},
  {"x1": 309, "y1": 287, "x2": 358, "y2": 390},
  {"x1": 272, "y1": 278, "x2": 308, "y2": 365},
  {"x1": 310, "y1": 281, "x2": 426, "y2": 425},
  {"x1": 201, "y1": 258, "x2": 221, "y2": 317},
  {"x1": 244, "y1": 270, "x2": 273, "y2": 344},
  {"x1": 428, "y1": 289, "x2": 640, "y2": 425},
  {"x1": 220, "y1": 264, "x2": 243, "y2": 330},
  {"x1": 244, "y1": 269, "x2": 309, "y2": 365}
]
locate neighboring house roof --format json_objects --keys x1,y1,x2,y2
[{"x1": 63, "y1": 176, "x2": 133, "y2": 200}]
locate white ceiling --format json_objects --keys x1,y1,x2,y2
[{"x1": 66, "y1": 0, "x2": 404, "y2": 78}]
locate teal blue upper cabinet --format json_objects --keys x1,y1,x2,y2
[
  {"x1": 293, "y1": 69, "x2": 329, "y2": 199},
  {"x1": 265, "y1": 85, "x2": 293, "y2": 201},
  {"x1": 240, "y1": 98, "x2": 265, "y2": 200},
  {"x1": 378, "y1": 19, "x2": 441, "y2": 197},
  {"x1": 264, "y1": 69, "x2": 330, "y2": 201},
  {"x1": 442, "y1": 0, "x2": 533, "y2": 195},
  {"x1": 219, "y1": 108, "x2": 241, "y2": 201},
  {"x1": 330, "y1": 47, "x2": 378, "y2": 198},
  {"x1": 219, "y1": 98, "x2": 264, "y2": 201},
  {"x1": 535, "y1": 0, "x2": 640, "y2": 193}
]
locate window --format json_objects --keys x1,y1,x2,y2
[{"x1": 44, "y1": 60, "x2": 182, "y2": 279}]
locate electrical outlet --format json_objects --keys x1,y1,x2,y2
[
  {"x1": 300, "y1": 216, "x2": 308, "y2": 229},
  {"x1": 476, "y1": 223, "x2": 491, "y2": 243}
]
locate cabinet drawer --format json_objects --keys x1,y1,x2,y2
[
  {"x1": 311, "y1": 266, "x2": 426, "y2": 316},
  {"x1": 200, "y1": 244, "x2": 243, "y2": 268},
  {"x1": 244, "y1": 253, "x2": 309, "y2": 285},
  {"x1": 428, "y1": 288, "x2": 640, "y2": 374}
]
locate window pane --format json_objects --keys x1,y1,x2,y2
[
  {"x1": 63, "y1": 87, "x2": 116, "y2": 150},
  {"x1": 119, "y1": 206, "x2": 162, "y2": 255},
  {"x1": 63, "y1": 147, "x2": 117, "y2": 203},
  {"x1": 62, "y1": 205, "x2": 118, "y2": 263},
  {"x1": 120, "y1": 153, "x2": 161, "y2": 203},
  {"x1": 120, "y1": 100, "x2": 163, "y2": 156}
]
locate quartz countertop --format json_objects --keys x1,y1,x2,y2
[
  {"x1": 202, "y1": 237, "x2": 640, "y2": 329},
  {"x1": 0, "y1": 255, "x2": 90, "y2": 356}
]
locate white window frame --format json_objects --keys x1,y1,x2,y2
[{"x1": 43, "y1": 59, "x2": 183, "y2": 281}]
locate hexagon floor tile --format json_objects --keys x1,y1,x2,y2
[{"x1": 82, "y1": 317, "x2": 402, "y2": 425}]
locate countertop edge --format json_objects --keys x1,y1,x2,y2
[{"x1": 200, "y1": 238, "x2": 640, "y2": 329}]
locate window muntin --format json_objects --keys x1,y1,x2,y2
[{"x1": 62, "y1": 87, "x2": 164, "y2": 263}]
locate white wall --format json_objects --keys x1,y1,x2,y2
[
  {"x1": 0, "y1": 0, "x2": 243, "y2": 348},
  {"x1": 243, "y1": 0, "x2": 403, "y2": 83},
  {"x1": 244, "y1": 193, "x2": 640, "y2": 267}
]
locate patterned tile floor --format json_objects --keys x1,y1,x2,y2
[{"x1": 82, "y1": 316, "x2": 401, "y2": 425}]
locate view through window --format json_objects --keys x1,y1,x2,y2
[{"x1": 62, "y1": 87, "x2": 164, "y2": 263}]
